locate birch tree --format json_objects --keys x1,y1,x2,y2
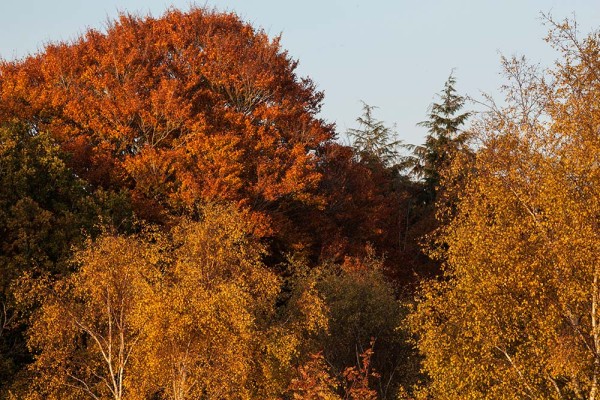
[
  {"x1": 410, "y1": 18, "x2": 600, "y2": 400},
  {"x1": 23, "y1": 233, "x2": 162, "y2": 400}
]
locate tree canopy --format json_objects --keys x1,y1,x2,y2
[
  {"x1": 2, "y1": 5, "x2": 599, "y2": 400},
  {"x1": 404, "y1": 72, "x2": 471, "y2": 202},
  {"x1": 0, "y1": 8, "x2": 333, "y2": 234},
  {"x1": 409, "y1": 18, "x2": 600, "y2": 400}
]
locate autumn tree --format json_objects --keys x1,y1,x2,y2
[
  {"x1": 133, "y1": 204, "x2": 285, "y2": 399},
  {"x1": 314, "y1": 142, "x2": 406, "y2": 266},
  {"x1": 0, "y1": 6, "x2": 424, "y2": 275},
  {"x1": 308, "y1": 104, "x2": 415, "y2": 281},
  {"x1": 18, "y1": 203, "x2": 335, "y2": 399},
  {"x1": 19, "y1": 231, "x2": 162, "y2": 400},
  {"x1": 410, "y1": 20, "x2": 600, "y2": 400},
  {"x1": 0, "y1": 7, "x2": 333, "y2": 243},
  {"x1": 0, "y1": 121, "x2": 132, "y2": 395}
]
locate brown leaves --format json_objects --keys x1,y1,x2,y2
[{"x1": 288, "y1": 343, "x2": 380, "y2": 400}]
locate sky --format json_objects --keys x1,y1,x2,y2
[{"x1": 2, "y1": 1, "x2": 600, "y2": 145}]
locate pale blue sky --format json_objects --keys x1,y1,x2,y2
[{"x1": 2, "y1": 1, "x2": 599, "y2": 144}]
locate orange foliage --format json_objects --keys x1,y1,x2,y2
[
  {"x1": 289, "y1": 352, "x2": 341, "y2": 400},
  {"x1": 0, "y1": 7, "x2": 421, "y2": 282},
  {"x1": 315, "y1": 143, "x2": 404, "y2": 265},
  {"x1": 288, "y1": 344, "x2": 380, "y2": 400},
  {"x1": 342, "y1": 341, "x2": 380, "y2": 400},
  {"x1": 0, "y1": 8, "x2": 332, "y2": 231}
]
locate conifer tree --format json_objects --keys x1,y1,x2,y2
[
  {"x1": 347, "y1": 102, "x2": 402, "y2": 168},
  {"x1": 405, "y1": 73, "x2": 471, "y2": 202}
]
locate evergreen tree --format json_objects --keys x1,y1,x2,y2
[
  {"x1": 405, "y1": 73, "x2": 471, "y2": 202},
  {"x1": 347, "y1": 102, "x2": 402, "y2": 168}
]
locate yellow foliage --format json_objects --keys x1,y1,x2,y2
[
  {"x1": 22, "y1": 203, "x2": 338, "y2": 399},
  {"x1": 135, "y1": 204, "x2": 281, "y2": 399},
  {"x1": 410, "y1": 19, "x2": 600, "y2": 400}
]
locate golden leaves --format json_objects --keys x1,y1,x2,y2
[
  {"x1": 410, "y1": 20, "x2": 600, "y2": 400},
  {"x1": 24, "y1": 204, "x2": 289, "y2": 399}
]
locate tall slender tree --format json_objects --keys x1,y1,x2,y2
[
  {"x1": 405, "y1": 73, "x2": 471, "y2": 202},
  {"x1": 0, "y1": 122, "x2": 131, "y2": 394}
]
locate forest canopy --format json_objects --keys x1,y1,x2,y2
[{"x1": 0, "y1": 5, "x2": 599, "y2": 400}]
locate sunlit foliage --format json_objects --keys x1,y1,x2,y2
[
  {"x1": 410, "y1": 18, "x2": 600, "y2": 400},
  {"x1": 0, "y1": 7, "x2": 333, "y2": 235}
]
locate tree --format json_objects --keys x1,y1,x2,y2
[
  {"x1": 134, "y1": 204, "x2": 283, "y2": 399},
  {"x1": 316, "y1": 105, "x2": 414, "y2": 280},
  {"x1": 409, "y1": 20, "x2": 600, "y2": 399},
  {"x1": 347, "y1": 102, "x2": 402, "y2": 168},
  {"x1": 315, "y1": 142, "x2": 406, "y2": 267},
  {"x1": 19, "y1": 204, "x2": 334, "y2": 399},
  {"x1": 0, "y1": 7, "x2": 333, "y2": 241},
  {"x1": 404, "y1": 73, "x2": 471, "y2": 202},
  {"x1": 316, "y1": 252, "x2": 415, "y2": 398},
  {"x1": 397, "y1": 74, "x2": 473, "y2": 283},
  {"x1": 0, "y1": 121, "x2": 131, "y2": 395},
  {"x1": 21, "y1": 232, "x2": 162, "y2": 400}
]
